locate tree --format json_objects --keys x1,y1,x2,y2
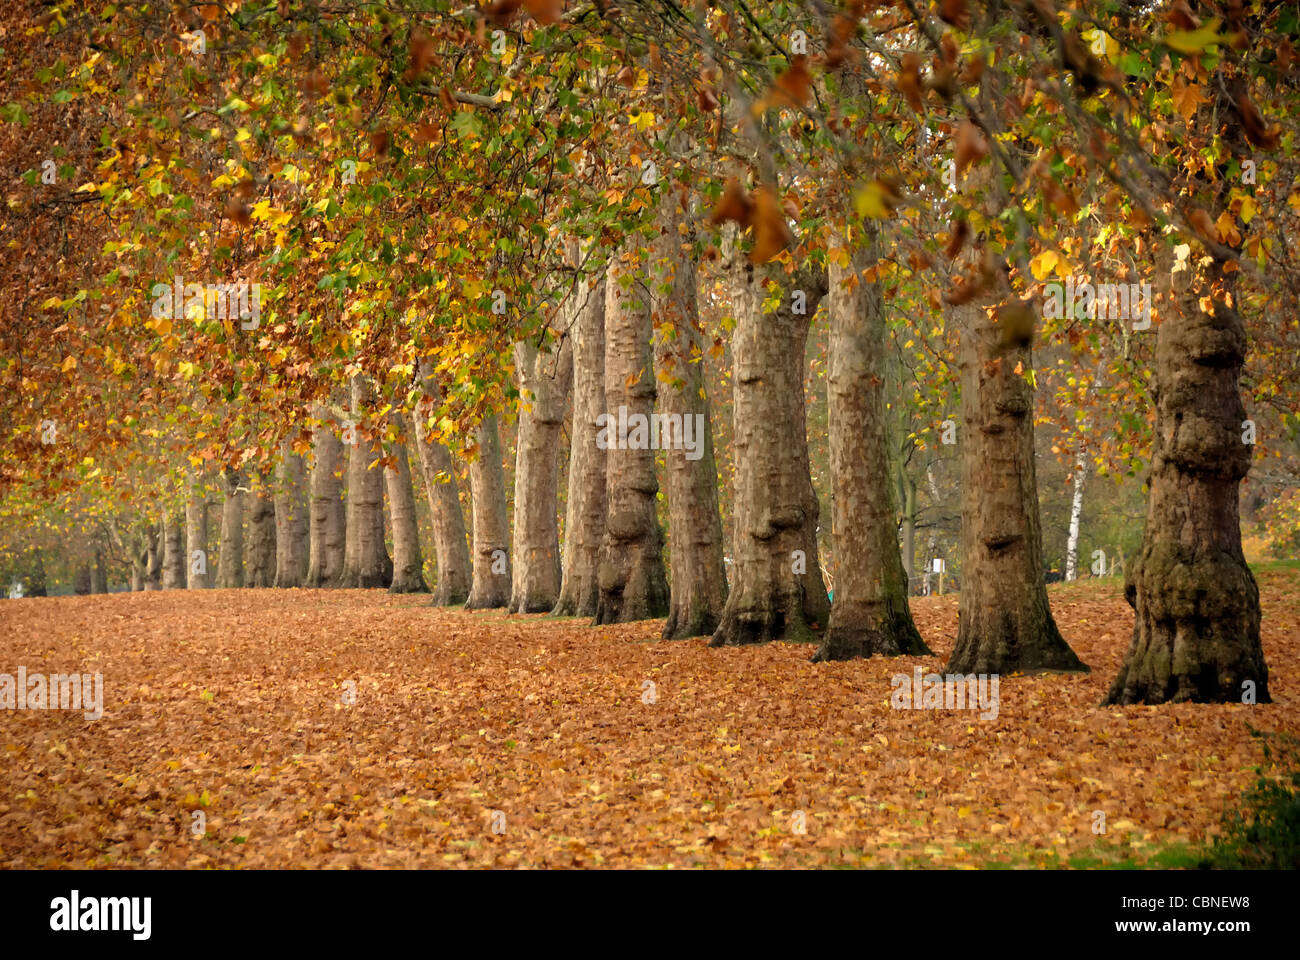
[
  {"x1": 649, "y1": 200, "x2": 728, "y2": 639},
  {"x1": 553, "y1": 276, "x2": 608, "y2": 618},
  {"x1": 815, "y1": 233, "x2": 929, "y2": 660},
  {"x1": 384, "y1": 414, "x2": 429, "y2": 594},
  {"x1": 306, "y1": 408, "x2": 346, "y2": 588},
  {"x1": 946, "y1": 294, "x2": 1087, "y2": 676},
  {"x1": 337, "y1": 377, "x2": 390, "y2": 589},
  {"x1": 595, "y1": 253, "x2": 670, "y2": 624},
  {"x1": 185, "y1": 478, "x2": 211, "y2": 590},
  {"x1": 216, "y1": 469, "x2": 245, "y2": 589},
  {"x1": 161, "y1": 508, "x2": 185, "y2": 590},
  {"x1": 274, "y1": 437, "x2": 310, "y2": 588},
  {"x1": 412, "y1": 371, "x2": 472, "y2": 606},
  {"x1": 465, "y1": 414, "x2": 512, "y2": 609},
  {"x1": 245, "y1": 471, "x2": 277, "y2": 589},
  {"x1": 509, "y1": 331, "x2": 573, "y2": 613},
  {"x1": 712, "y1": 260, "x2": 830, "y2": 647},
  {"x1": 1106, "y1": 259, "x2": 1269, "y2": 702}
]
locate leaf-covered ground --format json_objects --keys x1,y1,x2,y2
[{"x1": 2, "y1": 569, "x2": 1297, "y2": 869}]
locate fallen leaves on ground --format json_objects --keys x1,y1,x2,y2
[{"x1": 0, "y1": 571, "x2": 1296, "y2": 869}]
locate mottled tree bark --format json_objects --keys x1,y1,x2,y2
[
  {"x1": 946, "y1": 300, "x2": 1087, "y2": 675},
  {"x1": 711, "y1": 260, "x2": 829, "y2": 647},
  {"x1": 815, "y1": 236, "x2": 929, "y2": 661},
  {"x1": 509, "y1": 332, "x2": 573, "y2": 613},
  {"x1": 274, "y1": 437, "x2": 310, "y2": 588},
  {"x1": 649, "y1": 204, "x2": 728, "y2": 639},
  {"x1": 161, "y1": 510, "x2": 185, "y2": 590},
  {"x1": 306, "y1": 407, "x2": 346, "y2": 588},
  {"x1": 337, "y1": 377, "x2": 391, "y2": 588},
  {"x1": 216, "y1": 468, "x2": 244, "y2": 588},
  {"x1": 465, "y1": 414, "x2": 512, "y2": 609},
  {"x1": 554, "y1": 278, "x2": 608, "y2": 618},
  {"x1": 595, "y1": 252, "x2": 670, "y2": 625},
  {"x1": 244, "y1": 475, "x2": 277, "y2": 588},
  {"x1": 384, "y1": 414, "x2": 429, "y2": 593},
  {"x1": 185, "y1": 481, "x2": 210, "y2": 589},
  {"x1": 412, "y1": 370, "x2": 472, "y2": 605},
  {"x1": 1105, "y1": 257, "x2": 1268, "y2": 704}
]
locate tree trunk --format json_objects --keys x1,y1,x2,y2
[
  {"x1": 161, "y1": 510, "x2": 185, "y2": 589},
  {"x1": 274, "y1": 437, "x2": 310, "y2": 588},
  {"x1": 594, "y1": 253, "x2": 670, "y2": 625},
  {"x1": 509, "y1": 332, "x2": 573, "y2": 613},
  {"x1": 553, "y1": 277, "x2": 608, "y2": 618},
  {"x1": 185, "y1": 484, "x2": 210, "y2": 589},
  {"x1": 145, "y1": 521, "x2": 163, "y2": 590},
  {"x1": 244, "y1": 476, "x2": 276, "y2": 588},
  {"x1": 465, "y1": 414, "x2": 512, "y2": 609},
  {"x1": 946, "y1": 301, "x2": 1087, "y2": 675},
  {"x1": 711, "y1": 260, "x2": 829, "y2": 647},
  {"x1": 26, "y1": 547, "x2": 47, "y2": 596},
  {"x1": 338, "y1": 377, "x2": 391, "y2": 588},
  {"x1": 216, "y1": 469, "x2": 245, "y2": 588},
  {"x1": 899, "y1": 461, "x2": 917, "y2": 592},
  {"x1": 384, "y1": 414, "x2": 429, "y2": 593},
  {"x1": 412, "y1": 372, "x2": 472, "y2": 605},
  {"x1": 73, "y1": 562, "x2": 91, "y2": 595},
  {"x1": 815, "y1": 237, "x2": 929, "y2": 660},
  {"x1": 1065, "y1": 446, "x2": 1087, "y2": 581},
  {"x1": 130, "y1": 525, "x2": 149, "y2": 591},
  {"x1": 649, "y1": 208, "x2": 728, "y2": 639},
  {"x1": 1105, "y1": 255, "x2": 1269, "y2": 704},
  {"x1": 91, "y1": 545, "x2": 108, "y2": 594},
  {"x1": 306, "y1": 407, "x2": 346, "y2": 587}
]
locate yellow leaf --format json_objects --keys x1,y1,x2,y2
[
  {"x1": 61, "y1": 355, "x2": 77, "y2": 372},
  {"x1": 1029, "y1": 250, "x2": 1059, "y2": 281},
  {"x1": 1166, "y1": 17, "x2": 1224, "y2": 55},
  {"x1": 853, "y1": 179, "x2": 899, "y2": 219}
]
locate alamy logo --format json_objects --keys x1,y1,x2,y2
[
  {"x1": 891, "y1": 667, "x2": 999, "y2": 720},
  {"x1": 0, "y1": 667, "x2": 103, "y2": 720},
  {"x1": 150, "y1": 276, "x2": 262, "y2": 329},
  {"x1": 50, "y1": 890, "x2": 151, "y2": 940},
  {"x1": 595, "y1": 406, "x2": 705, "y2": 461},
  {"x1": 1042, "y1": 278, "x2": 1152, "y2": 329}
]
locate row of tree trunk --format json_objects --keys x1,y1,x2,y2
[{"x1": 70, "y1": 185, "x2": 1268, "y2": 708}]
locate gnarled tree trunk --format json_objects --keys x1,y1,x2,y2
[
  {"x1": 815, "y1": 234, "x2": 929, "y2": 661},
  {"x1": 509, "y1": 332, "x2": 573, "y2": 613},
  {"x1": 649, "y1": 204, "x2": 728, "y2": 639},
  {"x1": 145, "y1": 521, "x2": 163, "y2": 590},
  {"x1": 306, "y1": 407, "x2": 346, "y2": 587},
  {"x1": 274, "y1": 437, "x2": 310, "y2": 588},
  {"x1": 594, "y1": 252, "x2": 670, "y2": 624},
  {"x1": 711, "y1": 261, "x2": 829, "y2": 647},
  {"x1": 1105, "y1": 257, "x2": 1268, "y2": 703},
  {"x1": 413, "y1": 371, "x2": 472, "y2": 605},
  {"x1": 554, "y1": 277, "x2": 608, "y2": 618},
  {"x1": 384, "y1": 414, "x2": 429, "y2": 593},
  {"x1": 946, "y1": 299, "x2": 1086, "y2": 675},
  {"x1": 465, "y1": 414, "x2": 512, "y2": 609}
]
